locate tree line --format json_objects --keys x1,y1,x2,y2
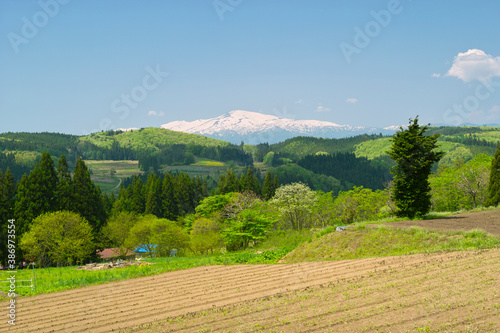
[{"x1": 297, "y1": 152, "x2": 390, "y2": 190}]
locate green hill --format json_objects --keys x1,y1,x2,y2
[
  {"x1": 79, "y1": 127, "x2": 230, "y2": 151},
  {"x1": 282, "y1": 225, "x2": 500, "y2": 263}
]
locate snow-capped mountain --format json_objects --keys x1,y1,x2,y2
[{"x1": 161, "y1": 110, "x2": 396, "y2": 144}]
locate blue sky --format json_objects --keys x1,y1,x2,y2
[{"x1": 2, "y1": 0, "x2": 500, "y2": 135}]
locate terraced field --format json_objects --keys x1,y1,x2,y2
[{"x1": 5, "y1": 249, "x2": 500, "y2": 332}]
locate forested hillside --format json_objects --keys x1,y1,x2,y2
[
  {"x1": 1, "y1": 125, "x2": 499, "y2": 189},
  {"x1": 2, "y1": 125, "x2": 500, "y2": 270}
]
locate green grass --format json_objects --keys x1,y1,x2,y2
[
  {"x1": 4, "y1": 210, "x2": 500, "y2": 300},
  {"x1": 0, "y1": 247, "x2": 298, "y2": 299},
  {"x1": 85, "y1": 160, "x2": 143, "y2": 194},
  {"x1": 191, "y1": 159, "x2": 225, "y2": 166},
  {"x1": 0, "y1": 229, "x2": 315, "y2": 299},
  {"x1": 282, "y1": 225, "x2": 500, "y2": 263}
]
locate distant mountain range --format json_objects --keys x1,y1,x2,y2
[{"x1": 160, "y1": 110, "x2": 398, "y2": 144}]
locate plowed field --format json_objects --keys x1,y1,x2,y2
[
  {"x1": 4, "y1": 249, "x2": 500, "y2": 332},
  {"x1": 385, "y1": 209, "x2": 500, "y2": 237}
]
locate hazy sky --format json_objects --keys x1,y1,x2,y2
[{"x1": 2, "y1": 0, "x2": 500, "y2": 135}]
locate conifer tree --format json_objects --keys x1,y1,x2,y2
[
  {"x1": 129, "y1": 176, "x2": 145, "y2": 214},
  {"x1": 486, "y1": 144, "x2": 500, "y2": 206},
  {"x1": 73, "y1": 157, "x2": 106, "y2": 232},
  {"x1": 175, "y1": 173, "x2": 195, "y2": 215},
  {"x1": 56, "y1": 155, "x2": 74, "y2": 211},
  {"x1": 0, "y1": 169, "x2": 15, "y2": 265},
  {"x1": 217, "y1": 169, "x2": 240, "y2": 194},
  {"x1": 240, "y1": 167, "x2": 261, "y2": 195},
  {"x1": 145, "y1": 173, "x2": 163, "y2": 217},
  {"x1": 14, "y1": 151, "x2": 58, "y2": 235},
  {"x1": 387, "y1": 117, "x2": 443, "y2": 218},
  {"x1": 273, "y1": 175, "x2": 280, "y2": 194},
  {"x1": 161, "y1": 173, "x2": 179, "y2": 220},
  {"x1": 262, "y1": 171, "x2": 274, "y2": 200}
]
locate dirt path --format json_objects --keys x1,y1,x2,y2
[
  {"x1": 4, "y1": 249, "x2": 500, "y2": 333},
  {"x1": 384, "y1": 209, "x2": 500, "y2": 237}
]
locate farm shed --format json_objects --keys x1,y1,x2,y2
[{"x1": 97, "y1": 248, "x2": 136, "y2": 262}]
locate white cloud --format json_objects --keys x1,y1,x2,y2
[
  {"x1": 294, "y1": 99, "x2": 303, "y2": 104},
  {"x1": 346, "y1": 98, "x2": 358, "y2": 104},
  {"x1": 316, "y1": 105, "x2": 331, "y2": 112},
  {"x1": 445, "y1": 49, "x2": 500, "y2": 82},
  {"x1": 148, "y1": 110, "x2": 165, "y2": 117},
  {"x1": 465, "y1": 105, "x2": 500, "y2": 124},
  {"x1": 431, "y1": 73, "x2": 441, "y2": 78}
]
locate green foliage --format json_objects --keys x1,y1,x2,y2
[
  {"x1": 387, "y1": 117, "x2": 444, "y2": 218},
  {"x1": 124, "y1": 215, "x2": 157, "y2": 256},
  {"x1": 216, "y1": 169, "x2": 240, "y2": 194},
  {"x1": 80, "y1": 127, "x2": 229, "y2": 152},
  {"x1": 297, "y1": 152, "x2": 389, "y2": 190},
  {"x1": 486, "y1": 144, "x2": 500, "y2": 206},
  {"x1": 438, "y1": 145, "x2": 473, "y2": 166},
  {"x1": 101, "y1": 212, "x2": 140, "y2": 258},
  {"x1": 283, "y1": 225, "x2": 500, "y2": 263},
  {"x1": 354, "y1": 137, "x2": 393, "y2": 160},
  {"x1": 431, "y1": 154, "x2": 492, "y2": 211},
  {"x1": 73, "y1": 157, "x2": 107, "y2": 232},
  {"x1": 262, "y1": 151, "x2": 275, "y2": 166},
  {"x1": 195, "y1": 193, "x2": 234, "y2": 218},
  {"x1": 270, "y1": 134, "x2": 385, "y2": 158},
  {"x1": 221, "y1": 204, "x2": 275, "y2": 251},
  {"x1": 144, "y1": 173, "x2": 163, "y2": 216},
  {"x1": 150, "y1": 219, "x2": 190, "y2": 257},
  {"x1": 239, "y1": 167, "x2": 262, "y2": 196},
  {"x1": 190, "y1": 217, "x2": 221, "y2": 254},
  {"x1": 112, "y1": 171, "x2": 205, "y2": 220},
  {"x1": 14, "y1": 152, "x2": 58, "y2": 234},
  {"x1": 332, "y1": 186, "x2": 392, "y2": 224},
  {"x1": 270, "y1": 164, "x2": 342, "y2": 194},
  {"x1": 0, "y1": 168, "x2": 15, "y2": 265},
  {"x1": 262, "y1": 171, "x2": 278, "y2": 200},
  {"x1": 125, "y1": 215, "x2": 189, "y2": 257},
  {"x1": 20, "y1": 211, "x2": 94, "y2": 267},
  {"x1": 270, "y1": 182, "x2": 318, "y2": 230}
]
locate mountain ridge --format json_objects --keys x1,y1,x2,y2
[{"x1": 161, "y1": 110, "x2": 397, "y2": 144}]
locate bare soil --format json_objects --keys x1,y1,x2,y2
[
  {"x1": 4, "y1": 249, "x2": 500, "y2": 332},
  {"x1": 385, "y1": 209, "x2": 500, "y2": 237}
]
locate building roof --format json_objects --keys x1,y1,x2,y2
[{"x1": 97, "y1": 248, "x2": 135, "y2": 259}]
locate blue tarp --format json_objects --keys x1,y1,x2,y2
[{"x1": 134, "y1": 244, "x2": 157, "y2": 253}]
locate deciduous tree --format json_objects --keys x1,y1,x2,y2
[
  {"x1": 20, "y1": 211, "x2": 94, "y2": 267},
  {"x1": 270, "y1": 182, "x2": 317, "y2": 230}
]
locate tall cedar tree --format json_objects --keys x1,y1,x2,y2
[
  {"x1": 217, "y1": 169, "x2": 240, "y2": 194},
  {"x1": 175, "y1": 173, "x2": 195, "y2": 215},
  {"x1": 130, "y1": 176, "x2": 145, "y2": 214},
  {"x1": 486, "y1": 143, "x2": 500, "y2": 206},
  {"x1": 0, "y1": 169, "x2": 15, "y2": 265},
  {"x1": 14, "y1": 151, "x2": 58, "y2": 236},
  {"x1": 56, "y1": 155, "x2": 75, "y2": 211},
  {"x1": 262, "y1": 171, "x2": 274, "y2": 200},
  {"x1": 262, "y1": 171, "x2": 280, "y2": 200},
  {"x1": 161, "y1": 173, "x2": 179, "y2": 219},
  {"x1": 387, "y1": 117, "x2": 443, "y2": 218},
  {"x1": 144, "y1": 173, "x2": 163, "y2": 217},
  {"x1": 240, "y1": 167, "x2": 262, "y2": 196},
  {"x1": 73, "y1": 157, "x2": 107, "y2": 233}
]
